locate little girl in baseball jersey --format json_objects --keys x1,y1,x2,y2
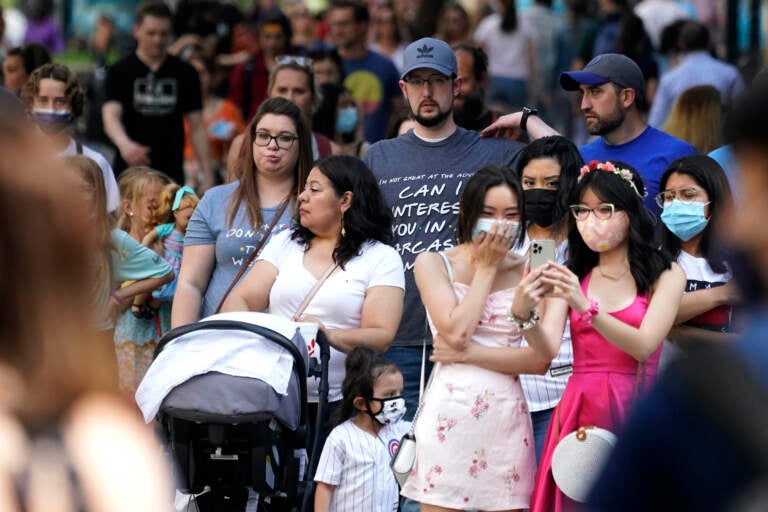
[{"x1": 314, "y1": 347, "x2": 410, "y2": 512}]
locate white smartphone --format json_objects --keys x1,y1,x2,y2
[{"x1": 529, "y1": 239, "x2": 556, "y2": 270}]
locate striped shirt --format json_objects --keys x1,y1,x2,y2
[
  {"x1": 516, "y1": 236, "x2": 574, "y2": 411},
  {"x1": 315, "y1": 419, "x2": 410, "y2": 512}
]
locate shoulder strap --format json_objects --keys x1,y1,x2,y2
[
  {"x1": 214, "y1": 197, "x2": 290, "y2": 313},
  {"x1": 293, "y1": 262, "x2": 339, "y2": 320},
  {"x1": 437, "y1": 251, "x2": 455, "y2": 285},
  {"x1": 75, "y1": 140, "x2": 83, "y2": 155}
]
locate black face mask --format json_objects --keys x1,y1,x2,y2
[{"x1": 524, "y1": 188, "x2": 558, "y2": 227}]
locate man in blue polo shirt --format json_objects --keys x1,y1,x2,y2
[{"x1": 559, "y1": 53, "x2": 697, "y2": 215}]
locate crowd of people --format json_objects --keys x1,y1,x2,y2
[{"x1": 0, "y1": 0, "x2": 765, "y2": 511}]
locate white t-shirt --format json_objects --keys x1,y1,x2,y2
[
  {"x1": 473, "y1": 13, "x2": 532, "y2": 80},
  {"x1": 58, "y1": 138, "x2": 120, "y2": 212},
  {"x1": 314, "y1": 419, "x2": 410, "y2": 512},
  {"x1": 677, "y1": 250, "x2": 733, "y2": 332},
  {"x1": 515, "y1": 235, "x2": 573, "y2": 411},
  {"x1": 258, "y1": 230, "x2": 405, "y2": 402}
]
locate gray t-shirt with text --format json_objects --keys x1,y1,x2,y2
[
  {"x1": 184, "y1": 181, "x2": 293, "y2": 319},
  {"x1": 364, "y1": 127, "x2": 523, "y2": 347}
]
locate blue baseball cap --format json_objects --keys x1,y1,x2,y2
[
  {"x1": 560, "y1": 53, "x2": 645, "y2": 100},
  {"x1": 400, "y1": 37, "x2": 457, "y2": 80}
]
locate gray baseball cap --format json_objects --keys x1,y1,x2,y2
[
  {"x1": 560, "y1": 53, "x2": 645, "y2": 99},
  {"x1": 400, "y1": 37, "x2": 457, "y2": 80}
]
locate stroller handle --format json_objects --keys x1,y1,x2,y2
[{"x1": 154, "y1": 320, "x2": 318, "y2": 427}]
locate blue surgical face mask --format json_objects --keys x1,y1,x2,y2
[
  {"x1": 335, "y1": 107, "x2": 358, "y2": 134},
  {"x1": 660, "y1": 199, "x2": 710, "y2": 241},
  {"x1": 33, "y1": 108, "x2": 73, "y2": 135}
]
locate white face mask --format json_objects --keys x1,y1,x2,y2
[
  {"x1": 472, "y1": 218, "x2": 519, "y2": 241},
  {"x1": 369, "y1": 396, "x2": 406, "y2": 426}
]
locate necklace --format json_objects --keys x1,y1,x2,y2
[{"x1": 597, "y1": 264, "x2": 631, "y2": 281}]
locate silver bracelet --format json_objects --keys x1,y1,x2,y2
[{"x1": 508, "y1": 309, "x2": 540, "y2": 330}]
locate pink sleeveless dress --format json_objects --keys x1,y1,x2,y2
[
  {"x1": 401, "y1": 256, "x2": 536, "y2": 510},
  {"x1": 531, "y1": 271, "x2": 661, "y2": 512}
]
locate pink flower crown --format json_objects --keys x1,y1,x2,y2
[{"x1": 578, "y1": 160, "x2": 643, "y2": 198}]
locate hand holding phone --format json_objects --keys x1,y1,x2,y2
[{"x1": 529, "y1": 239, "x2": 556, "y2": 270}]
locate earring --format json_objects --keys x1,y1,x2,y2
[
  {"x1": 127, "y1": 212, "x2": 134, "y2": 217},
  {"x1": 340, "y1": 215, "x2": 346, "y2": 237}
]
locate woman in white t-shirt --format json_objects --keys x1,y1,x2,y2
[
  {"x1": 473, "y1": 0, "x2": 535, "y2": 109},
  {"x1": 223, "y1": 155, "x2": 405, "y2": 409},
  {"x1": 657, "y1": 155, "x2": 739, "y2": 346}
]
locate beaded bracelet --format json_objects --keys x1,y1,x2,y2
[{"x1": 582, "y1": 297, "x2": 599, "y2": 324}]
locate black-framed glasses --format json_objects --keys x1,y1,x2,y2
[
  {"x1": 403, "y1": 75, "x2": 450, "y2": 88},
  {"x1": 654, "y1": 187, "x2": 707, "y2": 209},
  {"x1": 275, "y1": 55, "x2": 313, "y2": 67},
  {"x1": 570, "y1": 203, "x2": 616, "y2": 221},
  {"x1": 253, "y1": 131, "x2": 298, "y2": 149}
]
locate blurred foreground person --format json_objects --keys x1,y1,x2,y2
[
  {"x1": 587, "y1": 68, "x2": 768, "y2": 512},
  {"x1": 0, "y1": 120, "x2": 172, "y2": 511}
]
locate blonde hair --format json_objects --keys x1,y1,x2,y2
[
  {"x1": 61, "y1": 155, "x2": 115, "y2": 298},
  {"x1": 0, "y1": 128, "x2": 117, "y2": 426},
  {"x1": 153, "y1": 183, "x2": 200, "y2": 226},
  {"x1": 663, "y1": 85, "x2": 722, "y2": 154},
  {"x1": 117, "y1": 166, "x2": 171, "y2": 232}
]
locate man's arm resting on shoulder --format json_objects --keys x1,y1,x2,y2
[{"x1": 481, "y1": 110, "x2": 560, "y2": 140}]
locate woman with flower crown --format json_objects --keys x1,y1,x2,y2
[{"x1": 507, "y1": 160, "x2": 686, "y2": 511}]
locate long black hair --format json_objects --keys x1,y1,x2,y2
[
  {"x1": 658, "y1": 155, "x2": 733, "y2": 274},
  {"x1": 334, "y1": 347, "x2": 399, "y2": 425},
  {"x1": 291, "y1": 155, "x2": 394, "y2": 267},
  {"x1": 516, "y1": 135, "x2": 583, "y2": 240},
  {"x1": 567, "y1": 161, "x2": 672, "y2": 295}
]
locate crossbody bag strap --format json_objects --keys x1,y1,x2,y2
[
  {"x1": 293, "y1": 262, "x2": 339, "y2": 320},
  {"x1": 214, "y1": 197, "x2": 290, "y2": 313},
  {"x1": 407, "y1": 251, "x2": 453, "y2": 433}
]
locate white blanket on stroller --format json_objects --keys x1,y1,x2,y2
[{"x1": 135, "y1": 312, "x2": 317, "y2": 423}]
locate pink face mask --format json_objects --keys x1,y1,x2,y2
[{"x1": 576, "y1": 211, "x2": 630, "y2": 252}]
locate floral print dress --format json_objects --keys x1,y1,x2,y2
[{"x1": 401, "y1": 276, "x2": 536, "y2": 510}]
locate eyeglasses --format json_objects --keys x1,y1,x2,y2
[
  {"x1": 570, "y1": 203, "x2": 616, "y2": 221},
  {"x1": 275, "y1": 55, "x2": 313, "y2": 67},
  {"x1": 654, "y1": 187, "x2": 707, "y2": 209},
  {"x1": 253, "y1": 131, "x2": 299, "y2": 149},
  {"x1": 403, "y1": 75, "x2": 450, "y2": 88}
]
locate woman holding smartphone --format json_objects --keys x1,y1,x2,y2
[
  {"x1": 401, "y1": 166, "x2": 548, "y2": 512},
  {"x1": 510, "y1": 160, "x2": 685, "y2": 512},
  {"x1": 514, "y1": 135, "x2": 583, "y2": 462}
]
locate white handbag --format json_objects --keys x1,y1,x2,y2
[
  {"x1": 551, "y1": 425, "x2": 617, "y2": 502},
  {"x1": 390, "y1": 341, "x2": 429, "y2": 487},
  {"x1": 551, "y1": 361, "x2": 646, "y2": 502}
]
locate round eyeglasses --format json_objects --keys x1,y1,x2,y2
[{"x1": 654, "y1": 187, "x2": 708, "y2": 209}]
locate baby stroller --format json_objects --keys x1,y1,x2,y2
[{"x1": 136, "y1": 312, "x2": 331, "y2": 512}]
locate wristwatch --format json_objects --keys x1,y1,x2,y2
[
  {"x1": 520, "y1": 106, "x2": 539, "y2": 132},
  {"x1": 508, "y1": 308, "x2": 540, "y2": 330}
]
